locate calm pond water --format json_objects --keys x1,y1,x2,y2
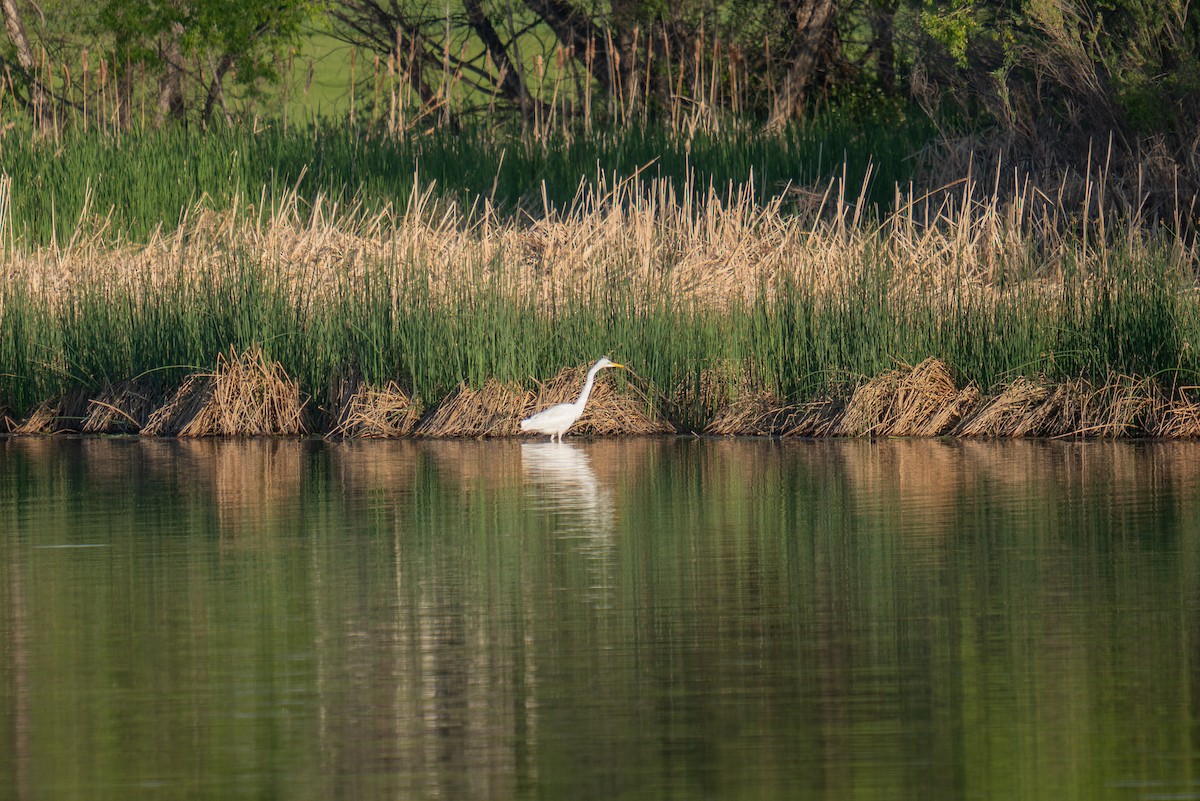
[{"x1": 1, "y1": 437, "x2": 1198, "y2": 801}]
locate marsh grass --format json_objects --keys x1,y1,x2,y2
[
  {"x1": 2, "y1": 167, "x2": 1199, "y2": 437},
  {"x1": 0, "y1": 116, "x2": 928, "y2": 246}
]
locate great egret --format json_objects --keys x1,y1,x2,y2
[{"x1": 520, "y1": 357, "x2": 627, "y2": 442}]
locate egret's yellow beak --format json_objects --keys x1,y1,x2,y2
[{"x1": 610, "y1": 362, "x2": 627, "y2": 370}]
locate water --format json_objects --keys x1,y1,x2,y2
[{"x1": 1, "y1": 437, "x2": 1198, "y2": 800}]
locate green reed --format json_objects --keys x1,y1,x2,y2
[
  {"x1": 2, "y1": 241, "x2": 1197, "y2": 429},
  {"x1": 0, "y1": 113, "x2": 930, "y2": 246}
]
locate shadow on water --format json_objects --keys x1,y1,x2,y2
[{"x1": 1, "y1": 436, "x2": 1199, "y2": 800}]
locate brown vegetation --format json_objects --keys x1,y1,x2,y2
[
  {"x1": 408, "y1": 367, "x2": 668, "y2": 439},
  {"x1": 142, "y1": 347, "x2": 308, "y2": 437},
  {"x1": 4, "y1": 177, "x2": 1200, "y2": 441},
  {"x1": 10, "y1": 350, "x2": 1200, "y2": 439},
  {"x1": 328, "y1": 378, "x2": 423, "y2": 438}
]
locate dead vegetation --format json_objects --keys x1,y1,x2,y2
[
  {"x1": 8, "y1": 352, "x2": 1200, "y2": 439},
  {"x1": 9, "y1": 165, "x2": 1195, "y2": 324},
  {"x1": 410, "y1": 366, "x2": 669, "y2": 438},
  {"x1": 82, "y1": 381, "x2": 158, "y2": 434},
  {"x1": 413, "y1": 380, "x2": 533, "y2": 438},
  {"x1": 142, "y1": 346, "x2": 308, "y2": 437},
  {"x1": 327, "y1": 377, "x2": 423, "y2": 438},
  {"x1": 4, "y1": 174, "x2": 1200, "y2": 440}
]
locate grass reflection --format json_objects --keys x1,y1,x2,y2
[{"x1": 0, "y1": 438, "x2": 1197, "y2": 800}]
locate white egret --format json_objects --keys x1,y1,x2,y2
[{"x1": 520, "y1": 357, "x2": 627, "y2": 442}]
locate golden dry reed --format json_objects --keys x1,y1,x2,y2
[{"x1": 3, "y1": 170, "x2": 1200, "y2": 438}]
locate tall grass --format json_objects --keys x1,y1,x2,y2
[
  {"x1": 0, "y1": 114, "x2": 930, "y2": 245},
  {"x1": 2, "y1": 172, "x2": 1198, "y2": 431}
]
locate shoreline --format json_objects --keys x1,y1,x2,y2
[{"x1": 6, "y1": 355, "x2": 1200, "y2": 440}]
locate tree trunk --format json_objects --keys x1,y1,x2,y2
[
  {"x1": 521, "y1": 0, "x2": 614, "y2": 93},
  {"x1": 462, "y1": 0, "x2": 544, "y2": 119},
  {"x1": 156, "y1": 22, "x2": 186, "y2": 125},
  {"x1": 201, "y1": 54, "x2": 235, "y2": 126},
  {"x1": 767, "y1": 0, "x2": 838, "y2": 128},
  {"x1": 869, "y1": 2, "x2": 895, "y2": 94},
  {"x1": 0, "y1": 0, "x2": 50, "y2": 132}
]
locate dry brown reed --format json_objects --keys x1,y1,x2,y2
[
  {"x1": 780, "y1": 397, "x2": 848, "y2": 437},
  {"x1": 142, "y1": 346, "x2": 307, "y2": 437},
  {"x1": 532, "y1": 366, "x2": 672, "y2": 436},
  {"x1": 707, "y1": 359, "x2": 976, "y2": 438},
  {"x1": 954, "y1": 373, "x2": 1166, "y2": 438},
  {"x1": 13, "y1": 166, "x2": 1180, "y2": 323},
  {"x1": 413, "y1": 380, "x2": 532, "y2": 438},
  {"x1": 410, "y1": 365, "x2": 669, "y2": 438},
  {"x1": 955, "y1": 377, "x2": 1052, "y2": 437},
  {"x1": 1157, "y1": 389, "x2": 1200, "y2": 438},
  {"x1": 327, "y1": 378, "x2": 423, "y2": 438},
  {"x1": 81, "y1": 381, "x2": 157, "y2": 434},
  {"x1": 10, "y1": 390, "x2": 93, "y2": 434},
  {"x1": 12, "y1": 401, "x2": 61, "y2": 435},
  {"x1": 705, "y1": 390, "x2": 795, "y2": 436}
]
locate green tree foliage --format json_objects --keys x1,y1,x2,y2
[
  {"x1": 909, "y1": 0, "x2": 1200, "y2": 210},
  {"x1": 99, "y1": 0, "x2": 315, "y2": 123}
]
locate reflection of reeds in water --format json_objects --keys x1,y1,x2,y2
[
  {"x1": 424, "y1": 440, "x2": 527, "y2": 490},
  {"x1": 175, "y1": 439, "x2": 306, "y2": 538},
  {"x1": 328, "y1": 440, "x2": 420, "y2": 498}
]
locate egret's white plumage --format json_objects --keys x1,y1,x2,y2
[{"x1": 520, "y1": 357, "x2": 627, "y2": 441}]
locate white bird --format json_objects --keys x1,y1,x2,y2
[{"x1": 520, "y1": 357, "x2": 627, "y2": 442}]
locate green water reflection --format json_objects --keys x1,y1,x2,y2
[{"x1": 1, "y1": 437, "x2": 1198, "y2": 800}]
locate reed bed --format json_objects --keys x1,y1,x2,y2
[
  {"x1": 0, "y1": 119, "x2": 924, "y2": 247},
  {"x1": 141, "y1": 347, "x2": 308, "y2": 437},
  {"x1": 2, "y1": 164, "x2": 1200, "y2": 439},
  {"x1": 328, "y1": 378, "x2": 422, "y2": 438}
]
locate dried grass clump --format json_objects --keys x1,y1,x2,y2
[
  {"x1": 11, "y1": 391, "x2": 93, "y2": 435},
  {"x1": 532, "y1": 366, "x2": 672, "y2": 436},
  {"x1": 837, "y1": 370, "x2": 906, "y2": 436},
  {"x1": 1079, "y1": 375, "x2": 1163, "y2": 438},
  {"x1": 143, "y1": 347, "x2": 308, "y2": 437},
  {"x1": 706, "y1": 390, "x2": 794, "y2": 435},
  {"x1": 782, "y1": 396, "x2": 848, "y2": 437},
  {"x1": 836, "y1": 358, "x2": 977, "y2": 437},
  {"x1": 893, "y1": 359, "x2": 979, "y2": 436},
  {"x1": 82, "y1": 381, "x2": 158, "y2": 434},
  {"x1": 956, "y1": 373, "x2": 1162, "y2": 438},
  {"x1": 706, "y1": 359, "x2": 976, "y2": 438},
  {"x1": 1158, "y1": 389, "x2": 1200, "y2": 437},
  {"x1": 957, "y1": 377, "x2": 1054, "y2": 437},
  {"x1": 415, "y1": 380, "x2": 533, "y2": 437},
  {"x1": 12, "y1": 402, "x2": 61, "y2": 435},
  {"x1": 328, "y1": 379, "x2": 422, "y2": 438}
]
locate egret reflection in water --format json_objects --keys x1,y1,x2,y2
[
  {"x1": 520, "y1": 442, "x2": 618, "y2": 602},
  {"x1": 520, "y1": 442, "x2": 614, "y2": 534}
]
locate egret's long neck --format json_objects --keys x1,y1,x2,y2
[{"x1": 573, "y1": 363, "x2": 604, "y2": 411}]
